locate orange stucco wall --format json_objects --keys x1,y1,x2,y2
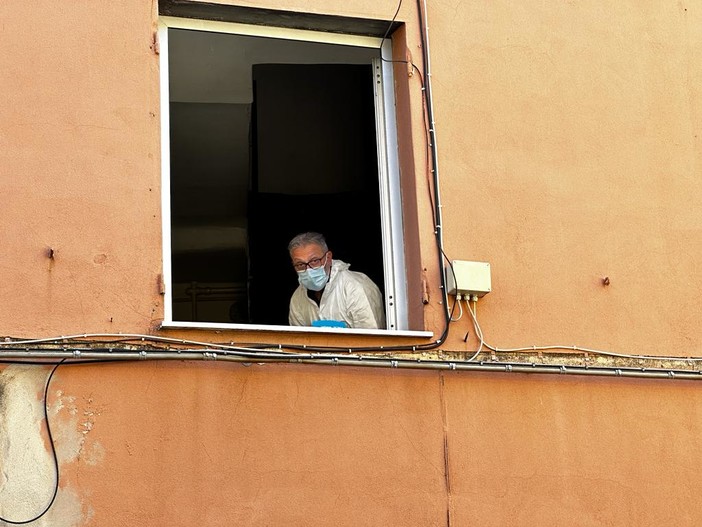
[
  {"x1": 433, "y1": 2, "x2": 702, "y2": 356},
  {"x1": 25, "y1": 363, "x2": 702, "y2": 525},
  {"x1": 1, "y1": 0, "x2": 701, "y2": 525}
]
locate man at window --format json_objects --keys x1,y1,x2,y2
[{"x1": 288, "y1": 232, "x2": 386, "y2": 329}]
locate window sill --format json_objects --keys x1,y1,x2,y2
[{"x1": 160, "y1": 320, "x2": 433, "y2": 338}]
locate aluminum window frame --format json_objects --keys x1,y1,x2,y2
[{"x1": 158, "y1": 15, "x2": 428, "y2": 337}]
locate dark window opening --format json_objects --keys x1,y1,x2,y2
[{"x1": 166, "y1": 27, "x2": 386, "y2": 327}]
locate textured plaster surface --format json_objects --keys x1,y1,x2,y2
[
  {"x1": 1, "y1": 1, "x2": 698, "y2": 354},
  {"x1": 0, "y1": 366, "x2": 84, "y2": 526},
  {"x1": 1, "y1": 0, "x2": 702, "y2": 526},
  {"x1": 4, "y1": 361, "x2": 699, "y2": 526}
]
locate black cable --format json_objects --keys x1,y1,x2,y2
[
  {"x1": 380, "y1": 0, "x2": 403, "y2": 45},
  {"x1": 369, "y1": 0, "x2": 451, "y2": 350},
  {"x1": 415, "y1": 0, "x2": 451, "y2": 347},
  {"x1": 0, "y1": 357, "x2": 143, "y2": 524},
  {"x1": 378, "y1": 0, "x2": 426, "y2": 89},
  {"x1": 0, "y1": 359, "x2": 64, "y2": 525}
]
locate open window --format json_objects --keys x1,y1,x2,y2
[{"x1": 158, "y1": 7, "x2": 419, "y2": 334}]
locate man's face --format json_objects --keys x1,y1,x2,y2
[{"x1": 291, "y1": 243, "x2": 331, "y2": 274}]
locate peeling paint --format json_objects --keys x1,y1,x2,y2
[
  {"x1": 0, "y1": 366, "x2": 102, "y2": 525},
  {"x1": 30, "y1": 486, "x2": 85, "y2": 527},
  {"x1": 0, "y1": 366, "x2": 58, "y2": 523},
  {"x1": 51, "y1": 392, "x2": 105, "y2": 468}
]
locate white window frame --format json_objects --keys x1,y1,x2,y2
[{"x1": 158, "y1": 15, "x2": 431, "y2": 337}]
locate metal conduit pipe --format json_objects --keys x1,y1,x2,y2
[{"x1": 2, "y1": 349, "x2": 701, "y2": 380}]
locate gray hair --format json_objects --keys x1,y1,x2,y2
[{"x1": 288, "y1": 232, "x2": 328, "y2": 253}]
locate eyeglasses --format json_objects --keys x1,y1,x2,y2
[{"x1": 292, "y1": 252, "x2": 328, "y2": 272}]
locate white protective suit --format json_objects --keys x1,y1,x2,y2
[{"x1": 288, "y1": 259, "x2": 386, "y2": 329}]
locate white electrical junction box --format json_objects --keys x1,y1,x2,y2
[{"x1": 445, "y1": 260, "x2": 491, "y2": 297}]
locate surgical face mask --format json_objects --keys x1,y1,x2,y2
[{"x1": 297, "y1": 256, "x2": 329, "y2": 291}]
